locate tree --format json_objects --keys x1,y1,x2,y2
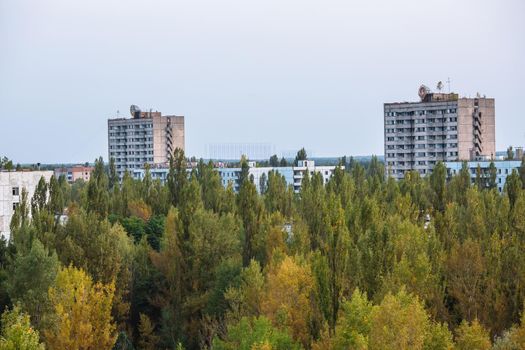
[
  {"x1": 446, "y1": 239, "x2": 485, "y2": 322},
  {"x1": 86, "y1": 157, "x2": 110, "y2": 217},
  {"x1": 333, "y1": 288, "x2": 373, "y2": 350},
  {"x1": 225, "y1": 259, "x2": 264, "y2": 322},
  {"x1": 8, "y1": 239, "x2": 59, "y2": 331},
  {"x1": 424, "y1": 322, "x2": 454, "y2": 350},
  {"x1": 520, "y1": 156, "x2": 525, "y2": 189},
  {"x1": 279, "y1": 157, "x2": 288, "y2": 167},
  {"x1": 455, "y1": 319, "x2": 491, "y2": 350},
  {"x1": 294, "y1": 148, "x2": 307, "y2": 166},
  {"x1": 505, "y1": 170, "x2": 522, "y2": 208},
  {"x1": 167, "y1": 148, "x2": 187, "y2": 207},
  {"x1": 430, "y1": 162, "x2": 447, "y2": 211},
  {"x1": 109, "y1": 157, "x2": 119, "y2": 190},
  {"x1": 488, "y1": 161, "x2": 497, "y2": 190},
  {"x1": 138, "y1": 313, "x2": 159, "y2": 350},
  {"x1": 44, "y1": 265, "x2": 117, "y2": 350},
  {"x1": 269, "y1": 155, "x2": 279, "y2": 167},
  {"x1": 0, "y1": 306, "x2": 45, "y2": 350},
  {"x1": 369, "y1": 288, "x2": 429, "y2": 350},
  {"x1": 261, "y1": 256, "x2": 314, "y2": 347},
  {"x1": 212, "y1": 316, "x2": 301, "y2": 350},
  {"x1": 237, "y1": 178, "x2": 262, "y2": 267},
  {"x1": 506, "y1": 146, "x2": 515, "y2": 160}
]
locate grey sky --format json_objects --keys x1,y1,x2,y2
[{"x1": 1, "y1": 0, "x2": 524, "y2": 163}]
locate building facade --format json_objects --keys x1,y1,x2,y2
[
  {"x1": 54, "y1": 165, "x2": 94, "y2": 183},
  {"x1": 0, "y1": 170, "x2": 53, "y2": 240},
  {"x1": 384, "y1": 85, "x2": 495, "y2": 179},
  {"x1": 132, "y1": 160, "x2": 342, "y2": 193},
  {"x1": 108, "y1": 105, "x2": 184, "y2": 178},
  {"x1": 445, "y1": 160, "x2": 522, "y2": 193}
]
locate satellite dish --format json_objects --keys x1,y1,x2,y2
[
  {"x1": 130, "y1": 105, "x2": 141, "y2": 118},
  {"x1": 418, "y1": 85, "x2": 429, "y2": 100}
]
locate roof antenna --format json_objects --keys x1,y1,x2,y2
[{"x1": 446, "y1": 77, "x2": 451, "y2": 93}]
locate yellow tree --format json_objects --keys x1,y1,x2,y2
[
  {"x1": 44, "y1": 265, "x2": 116, "y2": 350},
  {"x1": 261, "y1": 255, "x2": 314, "y2": 348},
  {"x1": 369, "y1": 288, "x2": 429, "y2": 350},
  {"x1": 454, "y1": 319, "x2": 491, "y2": 350}
]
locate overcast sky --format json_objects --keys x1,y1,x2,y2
[{"x1": 1, "y1": 0, "x2": 524, "y2": 163}]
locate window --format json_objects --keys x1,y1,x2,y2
[
  {"x1": 12, "y1": 202, "x2": 19, "y2": 211},
  {"x1": 12, "y1": 187, "x2": 19, "y2": 196}
]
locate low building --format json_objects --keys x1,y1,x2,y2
[
  {"x1": 54, "y1": 165, "x2": 94, "y2": 183},
  {"x1": 0, "y1": 170, "x2": 53, "y2": 240},
  {"x1": 132, "y1": 160, "x2": 342, "y2": 193},
  {"x1": 445, "y1": 160, "x2": 522, "y2": 193}
]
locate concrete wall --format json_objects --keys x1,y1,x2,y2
[{"x1": 0, "y1": 171, "x2": 53, "y2": 241}]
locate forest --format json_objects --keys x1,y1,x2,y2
[{"x1": 1, "y1": 148, "x2": 525, "y2": 350}]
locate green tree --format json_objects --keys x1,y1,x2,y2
[
  {"x1": 333, "y1": 288, "x2": 373, "y2": 350},
  {"x1": 505, "y1": 170, "x2": 522, "y2": 208},
  {"x1": 7, "y1": 239, "x2": 59, "y2": 331},
  {"x1": 212, "y1": 316, "x2": 301, "y2": 350},
  {"x1": 488, "y1": 161, "x2": 497, "y2": 190},
  {"x1": 455, "y1": 319, "x2": 491, "y2": 350},
  {"x1": 294, "y1": 148, "x2": 307, "y2": 166},
  {"x1": 0, "y1": 306, "x2": 45, "y2": 350},
  {"x1": 167, "y1": 148, "x2": 187, "y2": 207},
  {"x1": 85, "y1": 157, "x2": 110, "y2": 217},
  {"x1": 237, "y1": 178, "x2": 263, "y2": 267},
  {"x1": 138, "y1": 313, "x2": 159, "y2": 350},
  {"x1": 269, "y1": 155, "x2": 279, "y2": 167}
]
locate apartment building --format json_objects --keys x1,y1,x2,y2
[
  {"x1": 54, "y1": 165, "x2": 94, "y2": 183},
  {"x1": 0, "y1": 170, "x2": 53, "y2": 240},
  {"x1": 384, "y1": 85, "x2": 495, "y2": 179},
  {"x1": 108, "y1": 105, "x2": 184, "y2": 178},
  {"x1": 132, "y1": 160, "x2": 342, "y2": 193},
  {"x1": 446, "y1": 160, "x2": 521, "y2": 193}
]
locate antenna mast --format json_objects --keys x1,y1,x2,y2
[{"x1": 446, "y1": 77, "x2": 451, "y2": 93}]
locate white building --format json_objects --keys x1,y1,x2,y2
[
  {"x1": 0, "y1": 171, "x2": 53, "y2": 241},
  {"x1": 132, "y1": 160, "x2": 342, "y2": 193}
]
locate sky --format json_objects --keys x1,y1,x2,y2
[{"x1": 1, "y1": 0, "x2": 524, "y2": 164}]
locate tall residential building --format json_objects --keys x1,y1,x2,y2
[
  {"x1": 0, "y1": 170, "x2": 53, "y2": 240},
  {"x1": 108, "y1": 105, "x2": 184, "y2": 178},
  {"x1": 384, "y1": 85, "x2": 495, "y2": 179}
]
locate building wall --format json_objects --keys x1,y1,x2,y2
[
  {"x1": 445, "y1": 160, "x2": 520, "y2": 193},
  {"x1": 133, "y1": 161, "x2": 341, "y2": 194},
  {"x1": 0, "y1": 171, "x2": 53, "y2": 240},
  {"x1": 457, "y1": 98, "x2": 495, "y2": 160},
  {"x1": 54, "y1": 166, "x2": 93, "y2": 183}
]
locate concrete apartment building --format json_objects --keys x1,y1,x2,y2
[
  {"x1": 0, "y1": 170, "x2": 53, "y2": 241},
  {"x1": 384, "y1": 85, "x2": 495, "y2": 179},
  {"x1": 446, "y1": 160, "x2": 521, "y2": 194},
  {"x1": 132, "y1": 160, "x2": 342, "y2": 193},
  {"x1": 54, "y1": 165, "x2": 94, "y2": 183},
  {"x1": 108, "y1": 105, "x2": 184, "y2": 178}
]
